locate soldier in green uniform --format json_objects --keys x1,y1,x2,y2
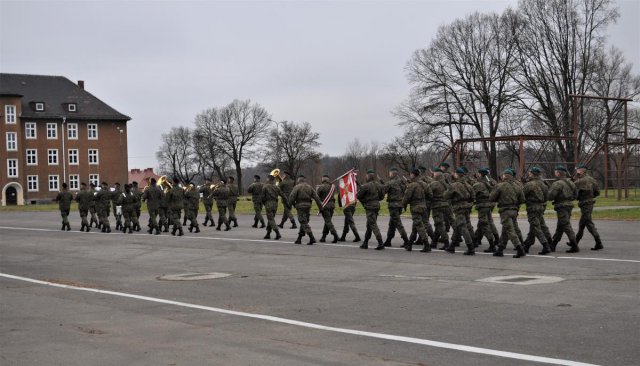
[
  {"x1": 356, "y1": 169, "x2": 385, "y2": 250},
  {"x1": 111, "y1": 182, "x2": 123, "y2": 231},
  {"x1": 261, "y1": 175, "x2": 288, "y2": 239},
  {"x1": 522, "y1": 167, "x2": 552, "y2": 255},
  {"x1": 131, "y1": 181, "x2": 143, "y2": 231},
  {"x1": 439, "y1": 162, "x2": 454, "y2": 233},
  {"x1": 417, "y1": 165, "x2": 436, "y2": 247},
  {"x1": 158, "y1": 184, "x2": 170, "y2": 232},
  {"x1": 338, "y1": 195, "x2": 360, "y2": 242},
  {"x1": 278, "y1": 171, "x2": 298, "y2": 229},
  {"x1": 574, "y1": 163, "x2": 603, "y2": 250},
  {"x1": 142, "y1": 178, "x2": 162, "y2": 235},
  {"x1": 489, "y1": 168, "x2": 526, "y2": 258},
  {"x1": 472, "y1": 168, "x2": 498, "y2": 252},
  {"x1": 88, "y1": 183, "x2": 99, "y2": 228},
  {"x1": 211, "y1": 179, "x2": 232, "y2": 231},
  {"x1": 444, "y1": 168, "x2": 475, "y2": 255},
  {"x1": 383, "y1": 167, "x2": 409, "y2": 247},
  {"x1": 316, "y1": 174, "x2": 339, "y2": 243},
  {"x1": 185, "y1": 184, "x2": 201, "y2": 233},
  {"x1": 430, "y1": 167, "x2": 451, "y2": 250},
  {"x1": 548, "y1": 165, "x2": 579, "y2": 252},
  {"x1": 289, "y1": 175, "x2": 323, "y2": 245},
  {"x1": 227, "y1": 176, "x2": 239, "y2": 227},
  {"x1": 119, "y1": 184, "x2": 140, "y2": 234},
  {"x1": 248, "y1": 175, "x2": 266, "y2": 228},
  {"x1": 167, "y1": 177, "x2": 185, "y2": 236},
  {"x1": 402, "y1": 169, "x2": 429, "y2": 252},
  {"x1": 95, "y1": 182, "x2": 112, "y2": 233},
  {"x1": 55, "y1": 182, "x2": 73, "y2": 231},
  {"x1": 75, "y1": 182, "x2": 93, "y2": 232},
  {"x1": 200, "y1": 179, "x2": 215, "y2": 227}
]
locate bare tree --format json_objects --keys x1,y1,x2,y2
[
  {"x1": 156, "y1": 126, "x2": 199, "y2": 183},
  {"x1": 193, "y1": 108, "x2": 232, "y2": 181},
  {"x1": 264, "y1": 121, "x2": 321, "y2": 178},
  {"x1": 344, "y1": 138, "x2": 369, "y2": 172},
  {"x1": 383, "y1": 128, "x2": 430, "y2": 174}
]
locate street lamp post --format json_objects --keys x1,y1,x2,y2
[{"x1": 116, "y1": 126, "x2": 124, "y2": 183}]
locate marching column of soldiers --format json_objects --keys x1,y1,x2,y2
[{"x1": 55, "y1": 162, "x2": 606, "y2": 257}]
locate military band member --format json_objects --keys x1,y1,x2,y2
[
  {"x1": 184, "y1": 184, "x2": 201, "y2": 233},
  {"x1": 167, "y1": 177, "x2": 185, "y2": 236},
  {"x1": 158, "y1": 184, "x2": 170, "y2": 232},
  {"x1": 227, "y1": 176, "x2": 239, "y2": 227},
  {"x1": 338, "y1": 195, "x2": 360, "y2": 242},
  {"x1": 261, "y1": 174, "x2": 288, "y2": 239},
  {"x1": 278, "y1": 171, "x2": 298, "y2": 229},
  {"x1": 430, "y1": 167, "x2": 451, "y2": 250},
  {"x1": 211, "y1": 179, "x2": 231, "y2": 231},
  {"x1": 88, "y1": 182, "x2": 99, "y2": 228},
  {"x1": 439, "y1": 162, "x2": 454, "y2": 233},
  {"x1": 131, "y1": 181, "x2": 142, "y2": 231},
  {"x1": 111, "y1": 182, "x2": 123, "y2": 230},
  {"x1": 548, "y1": 165, "x2": 579, "y2": 252},
  {"x1": 119, "y1": 184, "x2": 140, "y2": 234},
  {"x1": 142, "y1": 178, "x2": 162, "y2": 235},
  {"x1": 248, "y1": 175, "x2": 266, "y2": 228},
  {"x1": 402, "y1": 169, "x2": 429, "y2": 252},
  {"x1": 289, "y1": 175, "x2": 323, "y2": 245},
  {"x1": 472, "y1": 168, "x2": 498, "y2": 252},
  {"x1": 317, "y1": 174, "x2": 339, "y2": 243},
  {"x1": 489, "y1": 168, "x2": 526, "y2": 258},
  {"x1": 383, "y1": 167, "x2": 409, "y2": 247},
  {"x1": 55, "y1": 182, "x2": 73, "y2": 231},
  {"x1": 574, "y1": 163, "x2": 603, "y2": 251},
  {"x1": 75, "y1": 182, "x2": 93, "y2": 232},
  {"x1": 95, "y1": 182, "x2": 112, "y2": 233},
  {"x1": 200, "y1": 179, "x2": 215, "y2": 227},
  {"x1": 357, "y1": 169, "x2": 385, "y2": 250},
  {"x1": 445, "y1": 167, "x2": 475, "y2": 255},
  {"x1": 522, "y1": 167, "x2": 552, "y2": 255}
]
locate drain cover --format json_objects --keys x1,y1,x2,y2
[
  {"x1": 476, "y1": 275, "x2": 564, "y2": 285},
  {"x1": 158, "y1": 272, "x2": 232, "y2": 281}
]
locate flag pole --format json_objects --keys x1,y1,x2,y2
[{"x1": 331, "y1": 168, "x2": 356, "y2": 183}]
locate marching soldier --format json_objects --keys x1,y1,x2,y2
[
  {"x1": 88, "y1": 182, "x2": 99, "y2": 228},
  {"x1": 430, "y1": 167, "x2": 451, "y2": 250},
  {"x1": 356, "y1": 169, "x2": 385, "y2": 250},
  {"x1": 167, "y1": 177, "x2": 185, "y2": 236},
  {"x1": 200, "y1": 179, "x2": 215, "y2": 227},
  {"x1": 111, "y1": 182, "x2": 123, "y2": 231},
  {"x1": 444, "y1": 167, "x2": 475, "y2": 255},
  {"x1": 158, "y1": 183, "x2": 170, "y2": 232},
  {"x1": 439, "y1": 162, "x2": 454, "y2": 233},
  {"x1": 75, "y1": 182, "x2": 93, "y2": 232},
  {"x1": 142, "y1": 178, "x2": 162, "y2": 235},
  {"x1": 278, "y1": 171, "x2": 298, "y2": 229},
  {"x1": 227, "y1": 176, "x2": 239, "y2": 227},
  {"x1": 489, "y1": 168, "x2": 526, "y2": 258},
  {"x1": 95, "y1": 182, "x2": 112, "y2": 233},
  {"x1": 417, "y1": 165, "x2": 436, "y2": 247},
  {"x1": 338, "y1": 194, "x2": 361, "y2": 242},
  {"x1": 248, "y1": 175, "x2": 266, "y2": 228},
  {"x1": 119, "y1": 184, "x2": 140, "y2": 234},
  {"x1": 289, "y1": 175, "x2": 323, "y2": 245},
  {"x1": 472, "y1": 168, "x2": 499, "y2": 252},
  {"x1": 316, "y1": 174, "x2": 339, "y2": 243},
  {"x1": 402, "y1": 169, "x2": 430, "y2": 252},
  {"x1": 522, "y1": 167, "x2": 553, "y2": 255},
  {"x1": 383, "y1": 167, "x2": 409, "y2": 247},
  {"x1": 261, "y1": 174, "x2": 288, "y2": 239},
  {"x1": 131, "y1": 181, "x2": 142, "y2": 231},
  {"x1": 211, "y1": 179, "x2": 232, "y2": 231},
  {"x1": 55, "y1": 182, "x2": 73, "y2": 231},
  {"x1": 574, "y1": 163, "x2": 603, "y2": 251},
  {"x1": 185, "y1": 184, "x2": 201, "y2": 233},
  {"x1": 548, "y1": 165, "x2": 579, "y2": 252}
]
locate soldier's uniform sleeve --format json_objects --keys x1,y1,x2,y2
[
  {"x1": 311, "y1": 186, "x2": 323, "y2": 208},
  {"x1": 592, "y1": 177, "x2": 600, "y2": 197},
  {"x1": 424, "y1": 183, "x2": 433, "y2": 201},
  {"x1": 402, "y1": 184, "x2": 413, "y2": 208},
  {"x1": 489, "y1": 184, "x2": 500, "y2": 202}
]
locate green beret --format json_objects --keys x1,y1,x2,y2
[
  {"x1": 502, "y1": 168, "x2": 515, "y2": 176},
  {"x1": 322, "y1": 174, "x2": 330, "y2": 178},
  {"x1": 389, "y1": 167, "x2": 398, "y2": 172},
  {"x1": 576, "y1": 163, "x2": 587, "y2": 169},
  {"x1": 432, "y1": 166, "x2": 443, "y2": 173},
  {"x1": 478, "y1": 168, "x2": 490, "y2": 175},
  {"x1": 440, "y1": 162, "x2": 450, "y2": 168},
  {"x1": 460, "y1": 166, "x2": 469, "y2": 173},
  {"x1": 455, "y1": 167, "x2": 466, "y2": 174},
  {"x1": 530, "y1": 166, "x2": 542, "y2": 174},
  {"x1": 367, "y1": 169, "x2": 375, "y2": 174},
  {"x1": 555, "y1": 165, "x2": 568, "y2": 172}
]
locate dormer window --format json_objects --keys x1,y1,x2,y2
[
  {"x1": 35, "y1": 102, "x2": 45, "y2": 111},
  {"x1": 68, "y1": 103, "x2": 77, "y2": 112}
]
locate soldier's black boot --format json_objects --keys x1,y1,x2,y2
[
  {"x1": 360, "y1": 236, "x2": 369, "y2": 249},
  {"x1": 85, "y1": 224, "x2": 90, "y2": 232},
  {"x1": 566, "y1": 241, "x2": 579, "y2": 253},
  {"x1": 463, "y1": 246, "x2": 475, "y2": 256},
  {"x1": 383, "y1": 236, "x2": 392, "y2": 247},
  {"x1": 264, "y1": 230, "x2": 271, "y2": 239},
  {"x1": 484, "y1": 238, "x2": 496, "y2": 253},
  {"x1": 374, "y1": 239, "x2": 385, "y2": 251},
  {"x1": 224, "y1": 223, "x2": 231, "y2": 231},
  {"x1": 549, "y1": 239, "x2": 558, "y2": 253},
  {"x1": 80, "y1": 224, "x2": 85, "y2": 232},
  {"x1": 171, "y1": 227, "x2": 177, "y2": 236},
  {"x1": 188, "y1": 225, "x2": 194, "y2": 233},
  {"x1": 252, "y1": 218, "x2": 258, "y2": 228},
  {"x1": 294, "y1": 233, "x2": 303, "y2": 244},
  {"x1": 101, "y1": 226, "x2": 106, "y2": 233},
  {"x1": 182, "y1": 218, "x2": 187, "y2": 226},
  {"x1": 493, "y1": 247, "x2": 504, "y2": 257},
  {"x1": 259, "y1": 219, "x2": 265, "y2": 228},
  {"x1": 178, "y1": 228, "x2": 184, "y2": 236},
  {"x1": 106, "y1": 225, "x2": 111, "y2": 233},
  {"x1": 307, "y1": 232, "x2": 316, "y2": 245},
  {"x1": 445, "y1": 244, "x2": 455, "y2": 254},
  {"x1": 353, "y1": 232, "x2": 361, "y2": 242},
  {"x1": 194, "y1": 225, "x2": 200, "y2": 233},
  {"x1": 591, "y1": 238, "x2": 604, "y2": 251},
  {"x1": 232, "y1": 219, "x2": 238, "y2": 227},
  {"x1": 216, "y1": 224, "x2": 221, "y2": 231},
  {"x1": 405, "y1": 240, "x2": 413, "y2": 252},
  {"x1": 147, "y1": 227, "x2": 153, "y2": 234},
  {"x1": 331, "y1": 231, "x2": 339, "y2": 243},
  {"x1": 127, "y1": 226, "x2": 133, "y2": 234},
  {"x1": 274, "y1": 230, "x2": 281, "y2": 240},
  {"x1": 155, "y1": 226, "x2": 161, "y2": 235},
  {"x1": 203, "y1": 217, "x2": 210, "y2": 227},
  {"x1": 319, "y1": 234, "x2": 327, "y2": 243},
  {"x1": 513, "y1": 245, "x2": 526, "y2": 258},
  {"x1": 538, "y1": 242, "x2": 551, "y2": 255},
  {"x1": 339, "y1": 232, "x2": 347, "y2": 242},
  {"x1": 278, "y1": 218, "x2": 285, "y2": 229}
]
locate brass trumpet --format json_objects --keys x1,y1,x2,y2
[
  {"x1": 157, "y1": 175, "x2": 173, "y2": 193},
  {"x1": 270, "y1": 168, "x2": 283, "y2": 186}
]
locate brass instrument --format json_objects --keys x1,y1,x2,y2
[
  {"x1": 184, "y1": 184, "x2": 194, "y2": 193},
  {"x1": 157, "y1": 175, "x2": 173, "y2": 193},
  {"x1": 270, "y1": 168, "x2": 283, "y2": 186}
]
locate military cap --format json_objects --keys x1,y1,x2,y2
[
  {"x1": 432, "y1": 166, "x2": 443, "y2": 173},
  {"x1": 254, "y1": 175, "x2": 261, "y2": 180},
  {"x1": 367, "y1": 169, "x2": 375, "y2": 174},
  {"x1": 455, "y1": 167, "x2": 466, "y2": 174},
  {"x1": 576, "y1": 163, "x2": 588, "y2": 169},
  {"x1": 389, "y1": 167, "x2": 398, "y2": 172},
  {"x1": 555, "y1": 165, "x2": 568, "y2": 172},
  {"x1": 460, "y1": 166, "x2": 469, "y2": 173},
  {"x1": 418, "y1": 165, "x2": 427, "y2": 171},
  {"x1": 322, "y1": 174, "x2": 330, "y2": 178},
  {"x1": 411, "y1": 168, "x2": 420, "y2": 175},
  {"x1": 227, "y1": 176, "x2": 235, "y2": 181},
  {"x1": 115, "y1": 182, "x2": 121, "y2": 186},
  {"x1": 172, "y1": 177, "x2": 180, "y2": 184},
  {"x1": 132, "y1": 181, "x2": 138, "y2": 185},
  {"x1": 101, "y1": 181, "x2": 108, "y2": 186},
  {"x1": 267, "y1": 175, "x2": 275, "y2": 181},
  {"x1": 150, "y1": 178, "x2": 157, "y2": 184},
  {"x1": 298, "y1": 174, "x2": 305, "y2": 179},
  {"x1": 478, "y1": 168, "x2": 490, "y2": 175},
  {"x1": 502, "y1": 168, "x2": 516, "y2": 176},
  {"x1": 530, "y1": 166, "x2": 542, "y2": 174},
  {"x1": 440, "y1": 162, "x2": 450, "y2": 168}
]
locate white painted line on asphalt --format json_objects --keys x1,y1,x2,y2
[
  {"x1": 1, "y1": 226, "x2": 638, "y2": 264},
  {"x1": 0, "y1": 272, "x2": 599, "y2": 366}
]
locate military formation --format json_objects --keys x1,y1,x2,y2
[{"x1": 55, "y1": 163, "x2": 604, "y2": 258}]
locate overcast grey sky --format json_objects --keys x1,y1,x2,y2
[{"x1": 2, "y1": 0, "x2": 638, "y2": 170}]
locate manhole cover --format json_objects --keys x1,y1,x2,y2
[
  {"x1": 476, "y1": 275, "x2": 564, "y2": 285},
  {"x1": 158, "y1": 272, "x2": 232, "y2": 281}
]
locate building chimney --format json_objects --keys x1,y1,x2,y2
[{"x1": 78, "y1": 80, "x2": 85, "y2": 89}]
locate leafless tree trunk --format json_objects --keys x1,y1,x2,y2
[
  {"x1": 156, "y1": 126, "x2": 199, "y2": 184},
  {"x1": 263, "y1": 121, "x2": 321, "y2": 178}
]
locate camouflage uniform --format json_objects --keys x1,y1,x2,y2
[
  {"x1": 260, "y1": 179, "x2": 287, "y2": 239},
  {"x1": 142, "y1": 184, "x2": 163, "y2": 234},
  {"x1": 132, "y1": 184, "x2": 143, "y2": 231},
  {"x1": 523, "y1": 175, "x2": 552, "y2": 254},
  {"x1": 317, "y1": 180, "x2": 339, "y2": 243},
  {"x1": 402, "y1": 175, "x2": 429, "y2": 252},
  {"x1": 118, "y1": 188, "x2": 139, "y2": 233},
  {"x1": 278, "y1": 177, "x2": 297, "y2": 228},
  {"x1": 185, "y1": 187, "x2": 200, "y2": 233},
  {"x1": 200, "y1": 184, "x2": 214, "y2": 226},
  {"x1": 55, "y1": 188, "x2": 73, "y2": 231},
  {"x1": 211, "y1": 184, "x2": 231, "y2": 231},
  {"x1": 472, "y1": 175, "x2": 498, "y2": 251},
  {"x1": 548, "y1": 174, "x2": 578, "y2": 252},
  {"x1": 248, "y1": 180, "x2": 265, "y2": 228},
  {"x1": 383, "y1": 175, "x2": 408, "y2": 247},
  {"x1": 356, "y1": 176, "x2": 385, "y2": 249},
  {"x1": 88, "y1": 185, "x2": 99, "y2": 228},
  {"x1": 445, "y1": 174, "x2": 475, "y2": 254},
  {"x1": 111, "y1": 186, "x2": 123, "y2": 230},
  {"x1": 227, "y1": 180, "x2": 239, "y2": 227},
  {"x1": 158, "y1": 188, "x2": 170, "y2": 232},
  {"x1": 95, "y1": 186, "x2": 112, "y2": 232},
  {"x1": 289, "y1": 180, "x2": 323, "y2": 244},
  {"x1": 166, "y1": 185, "x2": 185, "y2": 236},
  {"x1": 75, "y1": 187, "x2": 93, "y2": 232},
  {"x1": 338, "y1": 199, "x2": 360, "y2": 242},
  {"x1": 429, "y1": 174, "x2": 450, "y2": 249},
  {"x1": 574, "y1": 172, "x2": 602, "y2": 250},
  {"x1": 489, "y1": 173, "x2": 526, "y2": 257},
  {"x1": 441, "y1": 170, "x2": 454, "y2": 232}
]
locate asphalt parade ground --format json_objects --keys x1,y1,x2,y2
[{"x1": 1, "y1": 211, "x2": 638, "y2": 366}]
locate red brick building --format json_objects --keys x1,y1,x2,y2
[
  {"x1": 1, "y1": 73, "x2": 131, "y2": 205},
  {"x1": 128, "y1": 168, "x2": 160, "y2": 189}
]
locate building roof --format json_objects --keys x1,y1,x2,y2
[
  {"x1": 129, "y1": 168, "x2": 160, "y2": 188},
  {"x1": 0, "y1": 73, "x2": 130, "y2": 121}
]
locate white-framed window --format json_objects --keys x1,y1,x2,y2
[
  {"x1": 48, "y1": 149, "x2": 58, "y2": 165},
  {"x1": 25, "y1": 122, "x2": 37, "y2": 139},
  {"x1": 68, "y1": 104, "x2": 76, "y2": 112},
  {"x1": 35, "y1": 102, "x2": 44, "y2": 111},
  {"x1": 89, "y1": 174, "x2": 99, "y2": 187},
  {"x1": 48, "y1": 175, "x2": 59, "y2": 191},
  {"x1": 68, "y1": 149, "x2": 79, "y2": 165},
  {"x1": 5, "y1": 105, "x2": 16, "y2": 123},
  {"x1": 88, "y1": 149, "x2": 98, "y2": 165},
  {"x1": 7, "y1": 159, "x2": 18, "y2": 178},
  {"x1": 87, "y1": 123, "x2": 98, "y2": 139},
  {"x1": 47, "y1": 123, "x2": 58, "y2": 139},
  {"x1": 6, "y1": 132, "x2": 17, "y2": 151},
  {"x1": 67, "y1": 123, "x2": 78, "y2": 139},
  {"x1": 69, "y1": 174, "x2": 79, "y2": 190},
  {"x1": 27, "y1": 175, "x2": 38, "y2": 192},
  {"x1": 26, "y1": 149, "x2": 37, "y2": 165}
]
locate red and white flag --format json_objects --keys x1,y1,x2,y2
[{"x1": 337, "y1": 169, "x2": 357, "y2": 208}]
